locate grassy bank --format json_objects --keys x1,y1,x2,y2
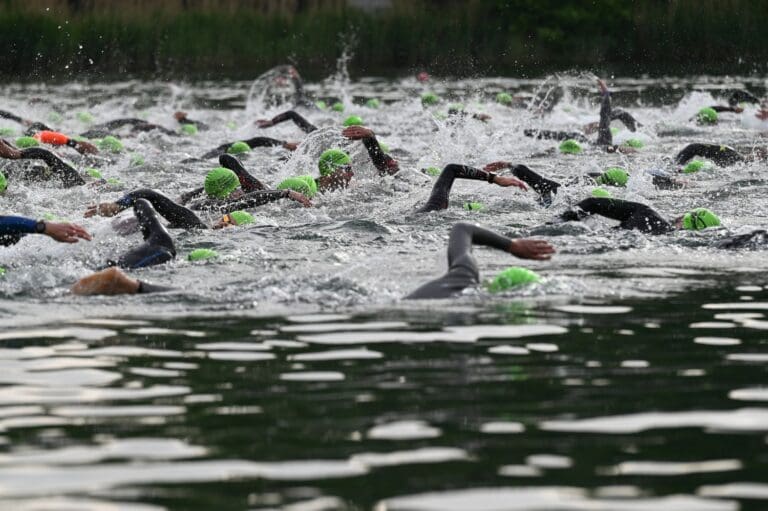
[{"x1": 0, "y1": 0, "x2": 766, "y2": 80}]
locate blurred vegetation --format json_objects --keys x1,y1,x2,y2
[{"x1": 0, "y1": 0, "x2": 766, "y2": 80}]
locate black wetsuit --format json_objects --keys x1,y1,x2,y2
[
  {"x1": 406, "y1": 222, "x2": 513, "y2": 299},
  {"x1": 561, "y1": 197, "x2": 672, "y2": 234},
  {"x1": 3, "y1": 146, "x2": 85, "y2": 187},
  {"x1": 264, "y1": 110, "x2": 317, "y2": 134},
  {"x1": 81, "y1": 118, "x2": 177, "y2": 139},
  {"x1": 175, "y1": 115, "x2": 209, "y2": 131},
  {"x1": 106, "y1": 199, "x2": 176, "y2": 270},
  {"x1": 115, "y1": 189, "x2": 208, "y2": 229},
  {"x1": 359, "y1": 136, "x2": 399, "y2": 176},
  {"x1": 727, "y1": 90, "x2": 760, "y2": 107},
  {"x1": 0, "y1": 110, "x2": 51, "y2": 133},
  {"x1": 199, "y1": 136, "x2": 287, "y2": 160},
  {"x1": 418, "y1": 164, "x2": 498, "y2": 213},
  {"x1": 675, "y1": 143, "x2": 745, "y2": 167}
]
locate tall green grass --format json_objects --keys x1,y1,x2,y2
[{"x1": 0, "y1": 0, "x2": 766, "y2": 80}]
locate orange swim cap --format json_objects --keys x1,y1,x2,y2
[{"x1": 33, "y1": 131, "x2": 69, "y2": 146}]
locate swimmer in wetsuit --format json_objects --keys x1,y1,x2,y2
[
  {"x1": 0, "y1": 215, "x2": 91, "y2": 246},
  {"x1": 674, "y1": 143, "x2": 768, "y2": 167},
  {"x1": 104, "y1": 198, "x2": 177, "y2": 270},
  {"x1": 196, "y1": 135, "x2": 297, "y2": 160},
  {"x1": 406, "y1": 222, "x2": 554, "y2": 299},
  {"x1": 0, "y1": 138, "x2": 86, "y2": 187}
]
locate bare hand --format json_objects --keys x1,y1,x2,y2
[
  {"x1": 474, "y1": 113, "x2": 491, "y2": 122},
  {"x1": 173, "y1": 111, "x2": 188, "y2": 121},
  {"x1": 509, "y1": 239, "x2": 555, "y2": 260},
  {"x1": 493, "y1": 176, "x2": 528, "y2": 190},
  {"x1": 287, "y1": 190, "x2": 312, "y2": 207},
  {"x1": 256, "y1": 119, "x2": 274, "y2": 128},
  {"x1": 342, "y1": 126, "x2": 374, "y2": 140},
  {"x1": 85, "y1": 202, "x2": 121, "y2": 218},
  {"x1": 282, "y1": 141, "x2": 298, "y2": 151},
  {"x1": 483, "y1": 161, "x2": 511, "y2": 172},
  {"x1": 597, "y1": 79, "x2": 609, "y2": 95},
  {"x1": 756, "y1": 106, "x2": 768, "y2": 121},
  {"x1": 43, "y1": 221, "x2": 92, "y2": 243},
  {"x1": 75, "y1": 140, "x2": 99, "y2": 155}
]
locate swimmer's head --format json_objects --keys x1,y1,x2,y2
[
  {"x1": 85, "y1": 168, "x2": 102, "y2": 179},
  {"x1": 227, "y1": 141, "x2": 251, "y2": 155},
  {"x1": 343, "y1": 115, "x2": 364, "y2": 127},
  {"x1": 682, "y1": 159, "x2": 708, "y2": 174},
  {"x1": 697, "y1": 107, "x2": 718, "y2": 125},
  {"x1": 496, "y1": 92, "x2": 513, "y2": 105},
  {"x1": 204, "y1": 167, "x2": 240, "y2": 199},
  {"x1": 681, "y1": 208, "x2": 721, "y2": 230},
  {"x1": 485, "y1": 266, "x2": 541, "y2": 293},
  {"x1": 424, "y1": 166, "x2": 441, "y2": 177},
  {"x1": 318, "y1": 149, "x2": 351, "y2": 176},
  {"x1": 77, "y1": 111, "x2": 94, "y2": 124},
  {"x1": 0, "y1": 171, "x2": 7, "y2": 193},
  {"x1": 15, "y1": 136, "x2": 39, "y2": 148},
  {"x1": 181, "y1": 124, "x2": 198, "y2": 135},
  {"x1": 130, "y1": 154, "x2": 144, "y2": 166},
  {"x1": 591, "y1": 187, "x2": 612, "y2": 198},
  {"x1": 596, "y1": 167, "x2": 629, "y2": 187},
  {"x1": 559, "y1": 139, "x2": 582, "y2": 154},
  {"x1": 463, "y1": 202, "x2": 485, "y2": 211},
  {"x1": 277, "y1": 175, "x2": 318, "y2": 198},
  {"x1": 366, "y1": 98, "x2": 381, "y2": 109},
  {"x1": 332, "y1": 102, "x2": 345, "y2": 112},
  {"x1": 421, "y1": 93, "x2": 440, "y2": 106},
  {"x1": 188, "y1": 248, "x2": 219, "y2": 261},
  {"x1": 315, "y1": 100, "x2": 328, "y2": 110},
  {"x1": 222, "y1": 210, "x2": 255, "y2": 227},
  {"x1": 623, "y1": 138, "x2": 644, "y2": 149},
  {"x1": 98, "y1": 136, "x2": 124, "y2": 153}
]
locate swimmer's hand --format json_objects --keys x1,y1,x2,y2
[
  {"x1": 509, "y1": 239, "x2": 555, "y2": 260},
  {"x1": 287, "y1": 190, "x2": 312, "y2": 207},
  {"x1": 473, "y1": 113, "x2": 491, "y2": 122},
  {"x1": 43, "y1": 221, "x2": 92, "y2": 243},
  {"x1": 173, "y1": 111, "x2": 188, "y2": 122},
  {"x1": 483, "y1": 161, "x2": 512, "y2": 172},
  {"x1": 256, "y1": 119, "x2": 275, "y2": 128},
  {"x1": 342, "y1": 126, "x2": 375, "y2": 140},
  {"x1": 85, "y1": 202, "x2": 121, "y2": 218},
  {"x1": 598, "y1": 79, "x2": 609, "y2": 95},
  {"x1": 493, "y1": 176, "x2": 527, "y2": 191},
  {"x1": 72, "y1": 267, "x2": 140, "y2": 296},
  {"x1": 74, "y1": 140, "x2": 99, "y2": 155},
  {"x1": 282, "y1": 141, "x2": 298, "y2": 151},
  {"x1": 756, "y1": 106, "x2": 768, "y2": 121}
]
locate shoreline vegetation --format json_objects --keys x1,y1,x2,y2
[{"x1": 1, "y1": 0, "x2": 767, "y2": 81}]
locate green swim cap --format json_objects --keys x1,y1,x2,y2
[
  {"x1": 682, "y1": 159, "x2": 708, "y2": 174},
  {"x1": 188, "y1": 248, "x2": 219, "y2": 261},
  {"x1": 0, "y1": 172, "x2": 6, "y2": 193},
  {"x1": 697, "y1": 107, "x2": 718, "y2": 124},
  {"x1": 181, "y1": 123, "x2": 198, "y2": 135},
  {"x1": 591, "y1": 187, "x2": 612, "y2": 198},
  {"x1": 0, "y1": 267, "x2": 5, "y2": 277},
  {"x1": 130, "y1": 154, "x2": 144, "y2": 166},
  {"x1": 106, "y1": 178, "x2": 121, "y2": 186},
  {"x1": 318, "y1": 148, "x2": 351, "y2": 176},
  {"x1": 596, "y1": 167, "x2": 629, "y2": 187},
  {"x1": 496, "y1": 92, "x2": 513, "y2": 105},
  {"x1": 610, "y1": 127, "x2": 620, "y2": 136},
  {"x1": 48, "y1": 112, "x2": 63, "y2": 124},
  {"x1": 98, "y1": 136, "x2": 124, "y2": 153},
  {"x1": 204, "y1": 167, "x2": 239, "y2": 199},
  {"x1": 315, "y1": 100, "x2": 328, "y2": 110},
  {"x1": 85, "y1": 168, "x2": 102, "y2": 179},
  {"x1": 559, "y1": 139, "x2": 582, "y2": 154},
  {"x1": 682, "y1": 208, "x2": 721, "y2": 231},
  {"x1": 421, "y1": 93, "x2": 439, "y2": 106},
  {"x1": 228, "y1": 210, "x2": 255, "y2": 226},
  {"x1": 424, "y1": 166, "x2": 440, "y2": 177},
  {"x1": 343, "y1": 115, "x2": 364, "y2": 127},
  {"x1": 226, "y1": 121, "x2": 237, "y2": 130},
  {"x1": 227, "y1": 141, "x2": 251, "y2": 155},
  {"x1": 332, "y1": 102, "x2": 345, "y2": 112},
  {"x1": 366, "y1": 98, "x2": 381, "y2": 109},
  {"x1": 15, "y1": 136, "x2": 39, "y2": 148},
  {"x1": 449, "y1": 103, "x2": 465, "y2": 112},
  {"x1": 486, "y1": 267, "x2": 541, "y2": 293},
  {"x1": 378, "y1": 141, "x2": 389, "y2": 153},
  {"x1": 463, "y1": 202, "x2": 485, "y2": 211},
  {"x1": 277, "y1": 175, "x2": 318, "y2": 199},
  {"x1": 623, "y1": 138, "x2": 644, "y2": 149},
  {"x1": 77, "y1": 111, "x2": 93, "y2": 124},
  {"x1": 0, "y1": 127, "x2": 16, "y2": 136}
]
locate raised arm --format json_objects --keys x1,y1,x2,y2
[
  {"x1": 257, "y1": 110, "x2": 317, "y2": 134},
  {"x1": 674, "y1": 143, "x2": 744, "y2": 166},
  {"x1": 85, "y1": 188, "x2": 207, "y2": 229},
  {"x1": 417, "y1": 164, "x2": 526, "y2": 213},
  {"x1": 342, "y1": 126, "x2": 399, "y2": 175},
  {"x1": 596, "y1": 79, "x2": 613, "y2": 146}
]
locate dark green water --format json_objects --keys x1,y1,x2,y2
[{"x1": 2, "y1": 274, "x2": 768, "y2": 510}]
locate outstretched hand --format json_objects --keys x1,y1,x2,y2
[
  {"x1": 43, "y1": 221, "x2": 92, "y2": 243},
  {"x1": 597, "y1": 79, "x2": 609, "y2": 95},
  {"x1": 256, "y1": 119, "x2": 274, "y2": 128},
  {"x1": 493, "y1": 176, "x2": 527, "y2": 191},
  {"x1": 287, "y1": 190, "x2": 312, "y2": 207},
  {"x1": 342, "y1": 126, "x2": 374, "y2": 140},
  {"x1": 483, "y1": 161, "x2": 511, "y2": 172},
  {"x1": 85, "y1": 202, "x2": 121, "y2": 218},
  {"x1": 509, "y1": 239, "x2": 555, "y2": 260},
  {"x1": 75, "y1": 140, "x2": 99, "y2": 155}
]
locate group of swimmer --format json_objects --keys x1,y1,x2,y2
[{"x1": 2, "y1": 66, "x2": 767, "y2": 298}]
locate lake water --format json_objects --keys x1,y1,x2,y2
[{"x1": 1, "y1": 71, "x2": 768, "y2": 510}]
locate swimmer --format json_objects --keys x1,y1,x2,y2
[
  {"x1": 197, "y1": 135, "x2": 297, "y2": 160},
  {"x1": 72, "y1": 266, "x2": 172, "y2": 295},
  {"x1": 173, "y1": 111, "x2": 209, "y2": 131},
  {"x1": 80, "y1": 118, "x2": 178, "y2": 139},
  {"x1": 257, "y1": 110, "x2": 317, "y2": 134},
  {"x1": 406, "y1": 222, "x2": 554, "y2": 299},
  {"x1": 341, "y1": 126, "x2": 400, "y2": 175},
  {"x1": 31, "y1": 130, "x2": 99, "y2": 155},
  {"x1": 0, "y1": 138, "x2": 86, "y2": 187},
  {"x1": 0, "y1": 215, "x2": 91, "y2": 246},
  {"x1": 0, "y1": 109, "x2": 51, "y2": 133},
  {"x1": 674, "y1": 143, "x2": 768, "y2": 167},
  {"x1": 102, "y1": 198, "x2": 176, "y2": 270}
]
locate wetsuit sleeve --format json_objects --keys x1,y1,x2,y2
[
  {"x1": 510, "y1": 165, "x2": 560, "y2": 196},
  {"x1": 674, "y1": 143, "x2": 744, "y2": 166},
  {"x1": 610, "y1": 109, "x2": 638, "y2": 132},
  {"x1": 0, "y1": 110, "x2": 23, "y2": 123},
  {"x1": 418, "y1": 164, "x2": 494, "y2": 213},
  {"x1": 717, "y1": 229, "x2": 767, "y2": 250},
  {"x1": 19, "y1": 148, "x2": 85, "y2": 187},
  {"x1": 219, "y1": 154, "x2": 266, "y2": 192},
  {"x1": 523, "y1": 129, "x2": 588, "y2": 143},
  {"x1": 268, "y1": 111, "x2": 317, "y2": 134},
  {"x1": 361, "y1": 136, "x2": 399, "y2": 175},
  {"x1": 0, "y1": 215, "x2": 37, "y2": 246},
  {"x1": 115, "y1": 189, "x2": 207, "y2": 229},
  {"x1": 447, "y1": 222, "x2": 512, "y2": 268},
  {"x1": 199, "y1": 137, "x2": 287, "y2": 159},
  {"x1": 596, "y1": 90, "x2": 613, "y2": 146},
  {"x1": 562, "y1": 198, "x2": 672, "y2": 234},
  {"x1": 138, "y1": 281, "x2": 175, "y2": 293},
  {"x1": 217, "y1": 190, "x2": 290, "y2": 213},
  {"x1": 711, "y1": 106, "x2": 742, "y2": 113},
  {"x1": 176, "y1": 116, "x2": 209, "y2": 131}
]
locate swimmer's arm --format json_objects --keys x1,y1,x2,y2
[
  {"x1": 447, "y1": 222, "x2": 554, "y2": 266},
  {"x1": 257, "y1": 111, "x2": 317, "y2": 134},
  {"x1": 242, "y1": 136, "x2": 292, "y2": 150},
  {"x1": 343, "y1": 126, "x2": 399, "y2": 175},
  {"x1": 219, "y1": 189, "x2": 309, "y2": 211},
  {"x1": 0, "y1": 216, "x2": 90, "y2": 243},
  {"x1": 674, "y1": 143, "x2": 743, "y2": 166},
  {"x1": 596, "y1": 79, "x2": 613, "y2": 146},
  {"x1": 173, "y1": 112, "x2": 209, "y2": 131},
  {"x1": 0, "y1": 110, "x2": 23, "y2": 124},
  {"x1": 564, "y1": 197, "x2": 640, "y2": 223}
]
